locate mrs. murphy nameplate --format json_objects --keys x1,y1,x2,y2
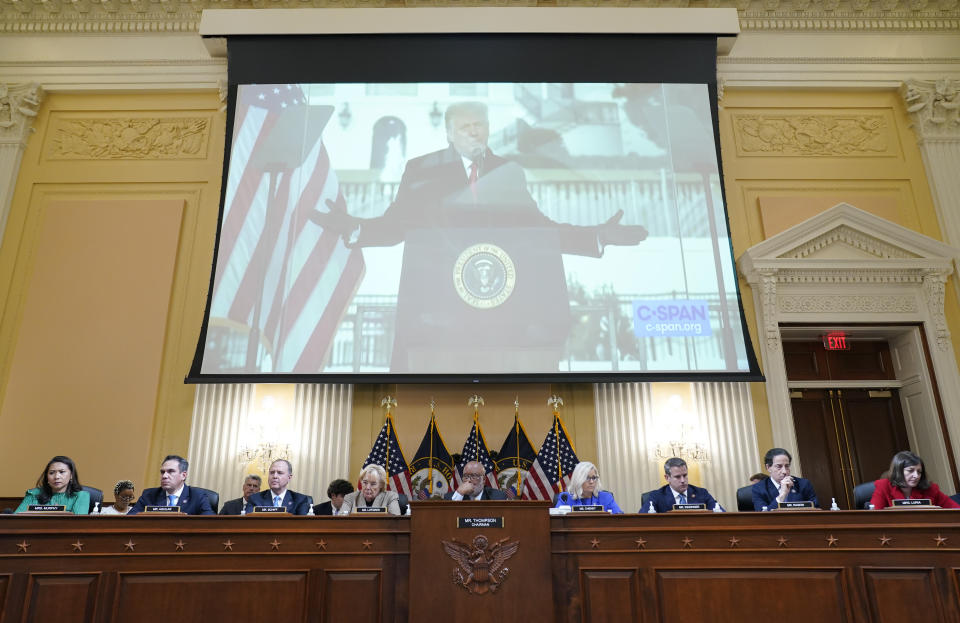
[{"x1": 457, "y1": 517, "x2": 504, "y2": 529}]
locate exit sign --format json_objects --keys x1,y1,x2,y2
[{"x1": 823, "y1": 332, "x2": 851, "y2": 351}]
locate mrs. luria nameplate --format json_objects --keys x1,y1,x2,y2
[{"x1": 892, "y1": 498, "x2": 932, "y2": 507}]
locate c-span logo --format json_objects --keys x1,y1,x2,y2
[{"x1": 453, "y1": 244, "x2": 516, "y2": 309}]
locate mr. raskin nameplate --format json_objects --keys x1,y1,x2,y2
[
  {"x1": 673, "y1": 503, "x2": 707, "y2": 511},
  {"x1": 143, "y1": 505, "x2": 181, "y2": 513},
  {"x1": 893, "y1": 498, "x2": 932, "y2": 507},
  {"x1": 458, "y1": 517, "x2": 504, "y2": 528},
  {"x1": 780, "y1": 501, "x2": 814, "y2": 509},
  {"x1": 27, "y1": 504, "x2": 66, "y2": 512},
  {"x1": 572, "y1": 505, "x2": 604, "y2": 512},
  {"x1": 354, "y1": 506, "x2": 386, "y2": 513},
  {"x1": 252, "y1": 506, "x2": 289, "y2": 514}
]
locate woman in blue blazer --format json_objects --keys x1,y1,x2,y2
[{"x1": 554, "y1": 461, "x2": 623, "y2": 514}]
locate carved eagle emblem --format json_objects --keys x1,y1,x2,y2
[{"x1": 441, "y1": 534, "x2": 520, "y2": 595}]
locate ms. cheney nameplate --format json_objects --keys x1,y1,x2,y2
[
  {"x1": 572, "y1": 505, "x2": 604, "y2": 512},
  {"x1": 458, "y1": 516, "x2": 504, "y2": 528}
]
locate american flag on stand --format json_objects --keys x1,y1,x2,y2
[
  {"x1": 521, "y1": 415, "x2": 580, "y2": 501},
  {"x1": 207, "y1": 83, "x2": 364, "y2": 373},
  {"x1": 362, "y1": 413, "x2": 413, "y2": 499},
  {"x1": 453, "y1": 420, "x2": 499, "y2": 491}
]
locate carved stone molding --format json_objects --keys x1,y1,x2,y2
[
  {"x1": 923, "y1": 271, "x2": 951, "y2": 351},
  {"x1": 0, "y1": 2, "x2": 958, "y2": 34},
  {"x1": 775, "y1": 268, "x2": 928, "y2": 284},
  {"x1": 46, "y1": 116, "x2": 210, "y2": 160},
  {"x1": 901, "y1": 79, "x2": 960, "y2": 141},
  {"x1": 758, "y1": 271, "x2": 780, "y2": 352},
  {"x1": 732, "y1": 113, "x2": 890, "y2": 156},
  {"x1": 778, "y1": 293, "x2": 918, "y2": 314},
  {"x1": 0, "y1": 83, "x2": 43, "y2": 146},
  {"x1": 782, "y1": 225, "x2": 920, "y2": 260}
]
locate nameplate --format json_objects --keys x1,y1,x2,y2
[
  {"x1": 143, "y1": 505, "x2": 181, "y2": 513},
  {"x1": 893, "y1": 498, "x2": 932, "y2": 507},
  {"x1": 252, "y1": 506, "x2": 289, "y2": 514},
  {"x1": 354, "y1": 506, "x2": 386, "y2": 514},
  {"x1": 457, "y1": 517, "x2": 504, "y2": 528},
  {"x1": 780, "y1": 501, "x2": 814, "y2": 509},
  {"x1": 27, "y1": 504, "x2": 66, "y2": 512},
  {"x1": 572, "y1": 505, "x2": 604, "y2": 512},
  {"x1": 673, "y1": 503, "x2": 707, "y2": 511}
]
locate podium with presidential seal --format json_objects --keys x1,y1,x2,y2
[{"x1": 392, "y1": 227, "x2": 572, "y2": 374}]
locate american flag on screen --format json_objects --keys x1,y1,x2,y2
[
  {"x1": 208, "y1": 83, "x2": 364, "y2": 373},
  {"x1": 362, "y1": 413, "x2": 413, "y2": 499},
  {"x1": 452, "y1": 420, "x2": 499, "y2": 491},
  {"x1": 521, "y1": 415, "x2": 580, "y2": 501}
]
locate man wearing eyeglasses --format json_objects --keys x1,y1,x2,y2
[
  {"x1": 644, "y1": 457, "x2": 722, "y2": 513},
  {"x1": 444, "y1": 461, "x2": 507, "y2": 501}
]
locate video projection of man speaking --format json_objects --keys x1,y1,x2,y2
[{"x1": 201, "y1": 82, "x2": 753, "y2": 376}]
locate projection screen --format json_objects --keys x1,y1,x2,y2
[{"x1": 189, "y1": 32, "x2": 762, "y2": 383}]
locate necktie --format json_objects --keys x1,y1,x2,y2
[
  {"x1": 678, "y1": 493, "x2": 686, "y2": 504},
  {"x1": 168, "y1": 494, "x2": 176, "y2": 507},
  {"x1": 274, "y1": 495, "x2": 282, "y2": 507},
  {"x1": 468, "y1": 162, "x2": 478, "y2": 200}
]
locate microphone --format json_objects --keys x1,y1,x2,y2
[{"x1": 560, "y1": 492, "x2": 570, "y2": 505}]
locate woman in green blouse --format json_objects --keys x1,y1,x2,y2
[{"x1": 15, "y1": 455, "x2": 90, "y2": 514}]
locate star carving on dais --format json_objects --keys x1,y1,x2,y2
[
  {"x1": 825, "y1": 535, "x2": 839, "y2": 548},
  {"x1": 16, "y1": 540, "x2": 30, "y2": 553},
  {"x1": 878, "y1": 534, "x2": 892, "y2": 547},
  {"x1": 634, "y1": 537, "x2": 647, "y2": 550},
  {"x1": 681, "y1": 537, "x2": 694, "y2": 549},
  {"x1": 315, "y1": 539, "x2": 327, "y2": 551},
  {"x1": 590, "y1": 538, "x2": 600, "y2": 549},
  {"x1": 361, "y1": 540, "x2": 373, "y2": 550},
  {"x1": 270, "y1": 539, "x2": 282, "y2": 551},
  {"x1": 222, "y1": 540, "x2": 234, "y2": 552},
  {"x1": 123, "y1": 540, "x2": 136, "y2": 552},
  {"x1": 174, "y1": 539, "x2": 186, "y2": 551},
  {"x1": 777, "y1": 536, "x2": 790, "y2": 548},
  {"x1": 71, "y1": 540, "x2": 84, "y2": 552},
  {"x1": 728, "y1": 536, "x2": 740, "y2": 548},
  {"x1": 934, "y1": 534, "x2": 948, "y2": 547}
]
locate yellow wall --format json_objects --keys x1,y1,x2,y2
[
  {"x1": 0, "y1": 92, "x2": 225, "y2": 496},
  {"x1": 718, "y1": 88, "x2": 958, "y2": 458},
  {"x1": 1, "y1": 87, "x2": 956, "y2": 498}
]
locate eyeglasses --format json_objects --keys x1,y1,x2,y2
[
  {"x1": 360, "y1": 480, "x2": 379, "y2": 488},
  {"x1": 585, "y1": 475, "x2": 600, "y2": 481},
  {"x1": 463, "y1": 474, "x2": 484, "y2": 481}
]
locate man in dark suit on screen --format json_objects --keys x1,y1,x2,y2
[
  {"x1": 249, "y1": 459, "x2": 312, "y2": 515},
  {"x1": 315, "y1": 101, "x2": 648, "y2": 372},
  {"x1": 129, "y1": 455, "x2": 214, "y2": 515}
]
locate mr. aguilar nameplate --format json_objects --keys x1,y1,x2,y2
[
  {"x1": 673, "y1": 503, "x2": 707, "y2": 511},
  {"x1": 572, "y1": 505, "x2": 604, "y2": 513},
  {"x1": 26, "y1": 504, "x2": 66, "y2": 512},
  {"x1": 252, "y1": 506, "x2": 289, "y2": 514},
  {"x1": 457, "y1": 517, "x2": 504, "y2": 528},
  {"x1": 143, "y1": 505, "x2": 181, "y2": 513},
  {"x1": 354, "y1": 506, "x2": 387, "y2": 514},
  {"x1": 892, "y1": 498, "x2": 932, "y2": 507}
]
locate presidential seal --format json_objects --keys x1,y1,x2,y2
[{"x1": 453, "y1": 243, "x2": 516, "y2": 309}]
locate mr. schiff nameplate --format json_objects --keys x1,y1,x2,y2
[
  {"x1": 251, "y1": 506, "x2": 289, "y2": 514},
  {"x1": 453, "y1": 243, "x2": 516, "y2": 309}
]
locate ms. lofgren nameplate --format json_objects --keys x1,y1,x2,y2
[{"x1": 458, "y1": 517, "x2": 504, "y2": 528}]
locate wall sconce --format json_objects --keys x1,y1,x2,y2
[
  {"x1": 652, "y1": 394, "x2": 709, "y2": 463},
  {"x1": 338, "y1": 103, "x2": 352, "y2": 129},
  {"x1": 429, "y1": 101, "x2": 443, "y2": 128},
  {"x1": 238, "y1": 441, "x2": 292, "y2": 473}
]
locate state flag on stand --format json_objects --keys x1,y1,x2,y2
[
  {"x1": 521, "y1": 415, "x2": 580, "y2": 501},
  {"x1": 361, "y1": 413, "x2": 413, "y2": 499},
  {"x1": 494, "y1": 415, "x2": 537, "y2": 499},
  {"x1": 453, "y1": 420, "x2": 499, "y2": 491},
  {"x1": 208, "y1": 83, "x2": 365, "y2": 373},
  {"x1": 410, "y1": 416, "x2": 456, "y2": 500}
]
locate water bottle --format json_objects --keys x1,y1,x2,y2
[
  {"x1": 307, "y1": 504, "x2": 315, "y2": 516},
  {"x1": 761, "y1": 506, "x2": 769, "y2": 512},
  {"x1": 830, "y1": 498, "x2": 840, "y2": 511},
  {"x1": 92, "y1": 502, "x2": 100, "y2": 515},
  {"x1": 713, "y1": 502, "x2": 723, "y2": 513},
  {"x1": 868, "y1": 503, "x2": 876, "y2": 510},
  {"x1": 647, "y1": 501, "x2": 657, "y2": 514}
]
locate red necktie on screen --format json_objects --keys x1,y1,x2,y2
[{"x1": 469, "y1": 161, "x2": 478, "y2": 201}]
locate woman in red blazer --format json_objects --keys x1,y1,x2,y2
[{"x1": 869, "y1": 451, "x2": 960, "y2": 509}]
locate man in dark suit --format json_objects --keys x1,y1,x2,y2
[
  {"x1": 752, "y1": 447, "x2": 819, "y2": 511},
  {"x1": 129, "y1": 455, "x2": 214, "y2": 515},
  {"x1": 219, "y1": 474, "x2": 262, "y2": 516},
  {"x1": 645, "y1": 457, "x2": 721, "y2": 513},
  {"x1": 313, "y1": 478, "x2": 354, "y2": 516},
  {"x1": 314, "y1": 101, "x2": 648, "y2": 372},
  {"x1": 444, "y1": 461, "x2": 507, "y2": 501},
  {"x1": 249, "y1": 459, "x2": 312, "y2": 515}
]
